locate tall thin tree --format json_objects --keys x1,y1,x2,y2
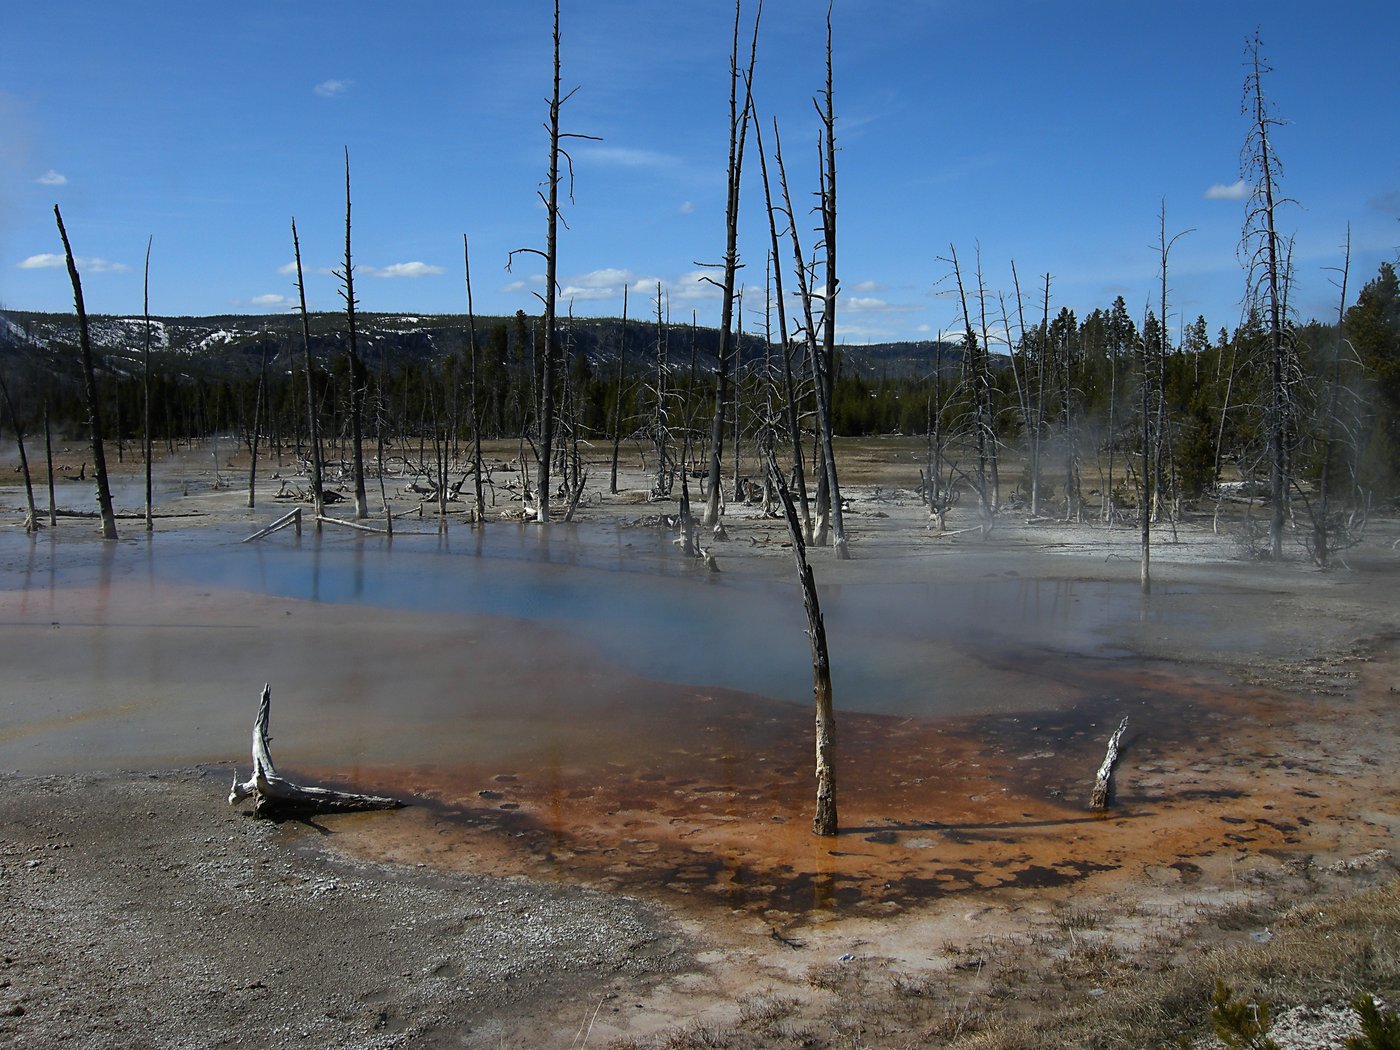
[
  {"x1": 1242, "y1": 32, "x2": 1291, "y2": 559},
  {"x1": 701, "y1": 0, "x2": 761, "y2": 528},
  {"x1": 335, "y1": 147, "x2": 370, "y2": 519},
  {"x1": 54, "y1": 206, "x2": 117, "y2": 540},
  {"x1": 291, "y1": 218, "x2": 325, "y2": 521}
]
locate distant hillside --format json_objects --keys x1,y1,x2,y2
[{"x1": 0, "y1": 309, "x2": 967, "y2": 381}]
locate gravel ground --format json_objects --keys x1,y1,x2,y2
[{"x1": 0, "y1": 770, "x2": 691, "y2": 1049}]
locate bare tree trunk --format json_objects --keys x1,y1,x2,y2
[
  {"x1": 463, "y1": 234, "x2": 486, "y2": 522},
  {"x1": 1246, "y1": 34, "x2": 1289, "y2": 560},
  {"x1": 54, "y1": 205, "x2": 117, "y2": 540},
  {"x1": 44, "y1": 401, "x2": 57, "y2": 527},
  {"x1": 142, "y1": 236, "x2": 154, "y2": 531},
  {"x1": 0, "y1": 368, "x2": 37, "y2": 531},
  {"x1": 765, "y1": 446, "x2": 837, "y2": 837},
  {"x1": 1140, "y1": 301, "x2": 1153, "y2": 594},
  {"x1": 756, "y1": 118, "x2": 810, "y2": 538},
  {"x1": 814, "y1": 4, "x2": 848, "y2": 558},
  {"x1": 1089, "y1": 717, "x2": 1129, "y2": 811},
  {"x1": 610, "y1": 285, "x2": 628, "y2": 495},
  {"x1": 229, "y1": 685, "x2": 402, "y2": 817},
  {"x1": 702, "y1": 0, "x2": 760, "y2": 529},
  {"x1": 337, "y1": 148, "x2": 369, "y2": 519},
  {"x1": 291, "y1": 219, "x2": 325, "y2": 523},
  {"x1": 1313, "y1": 227, "x2": 1351, "y2": 568}
]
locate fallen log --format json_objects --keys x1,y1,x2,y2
[
  {"x1": 228, "y1": 684, "x2": 403, "y2": 817},
  {"x1": 1089, "y1": 716, "x2": 1129, "y2": 811},
  {"x1": 242, "y1": 507, "x2": 301, "y2": 542}
]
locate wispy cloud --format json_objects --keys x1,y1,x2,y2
[
  {"x1": 314, "y1": 79, "x2": 352, "y2": 98},
  {"x1": 578, "y1": 146, "x2": 680, "y2": 170},
  {"x1": 1204, "y1": 179, "x2": 1247, "y2": 201},
  {"x1": 852, "y1": 280, "x2": 882, "y2": 293},
  {"x1": 363, "y1": 261, "x2": 444, "y2": 279},
  {"x1": 18, "y1": 252, "x2": 128, "y2": 273},
  {"x1": 276, "y1": 261, "x2": 298, "y2": 276},
  {"x1": 844, "y1": 294, "x2": 920, "y2": 315},
  {"x1": 35, "y1": 169, "x2": 67, "y2": 186},
  {"x1": 251, "y1": 293, "x2": 295, "y2": 308},
  {"x1": 1370, "y1": 190, "x2": 1400, "y2": 213},
  {"x1": 679, "y1": 201, "x2": 696, "y2": 215}
]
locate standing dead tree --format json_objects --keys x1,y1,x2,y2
[
  {"x1": 291, "y1": 219, "x2": 326, "y2": 521},
  {"x1": 1242, "y1": 32, "x2": 1294, "y2": 560},
  {"x1": 463, "y1": 234, "x2": 486, "y2": 521},
  {"x1": 335, "y1": 147, "x2": 370, "y2": 519},
  {"x1": 0, "y1": 363, "x2": 37, "y2": 531},
  {"x1": 755, "y1": 118, "x2": 811, "y2": 539},
  {"x1": 142, "y1": 236, "x2": 154, "y2": 532},
  {"x1": 811, "y1": 2, "x2": 849, "y2": 558},
  {"x1": 609, "y1": 285, "x2": 629, "y2": 495},
  {"x1": 54, "y1": 206, "x2": 117, "y2": 540},
  {"x1": 507, "y1": 0, "x2": 598, "y2": 523},
  {"x1": 701, "y1": 0, "x2": 761, "y2": 530},
  {"x1": 764, "y1": 445, "x2": 837, "y2": 836},
  {"x1": 229, "y1": 685, "x2": 402, "y2": 817}
]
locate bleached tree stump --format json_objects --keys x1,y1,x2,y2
[
  {"x1": 1089, "y1": 716, "x2": 1129, "y2": 811},
  {"x1": 229, "y1": 685, "x2": 402, "y2": 817}
]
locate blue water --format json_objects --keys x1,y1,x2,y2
[{"x1": 0, "y1": 521, "x2": 1209, "y2": 718}]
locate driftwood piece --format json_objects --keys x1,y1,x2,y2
[
  {"x1": 1089, "y1": 716, "x2": 1129, "y2": 811},
  {"x1": 229, "y1": 685, "x2": 402, "y2": 817}
]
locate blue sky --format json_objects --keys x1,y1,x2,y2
[{"x1": 2, "y1": 0, "x2": 1396, "y2": 344}]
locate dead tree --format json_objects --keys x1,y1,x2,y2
[
  {"x1": 291, "y1": 219, "x2": 326, "y2": 521},
  {"x1": 507, "y1": 0, "x2": 598, "y2": 523},
  {"x1": 0, "y1": 365, "x2": 37, "y2": 531},
  {"x1": 142, "y1": 236, "x2": 154, "y2": 532},
  {"x1": 463, "y1": 234, "x2": 486, "y2": 521},
  {"x1": 946, "y1": 245, "x2": 994, "y2": 530},
  {"x1": 811, "y1": 2, "x2": 849, "y2": 557},
  {"x1": 1242, "y1": 32, "x2": 1292, "y2": 559},
  {"x1": 765, "y1": 446, "x2": 837, "y2": 836},
  {"x1": 701, "y1": 0, "x2": 761, "y2": 529},
  {"x1": 229, "y1": 685, "x2": 402, "y2": 817},
  {"x1": 335, "y1": 147, "x2": 370, "y2": 519},
  {"x1": 756, "y1": 118, "x2": 811, "y2": 538},
  {"x1": 1140, "y1": 300, "x2": 1154, "y2": 593},
  {"x1": 54, "y1": 205, "x2": 117, "y2": 540},
  {"x1": 610, "y1": 284, "x2": 629, "y2": 494}
]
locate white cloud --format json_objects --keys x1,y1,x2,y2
[
  {"x1": 559, "y1": 267, "x2": 631, "y2": 301},
  {"x1": 578, "y1": 146, "x2": 680, "y2": 169},
  {"x1": 364, "y1": 261, "x2": 444, "y2": 279},
  {"x1": 852, "y1": 280, "x2": 882, "y2": 293},
  {"x1": 502, "y1": 279, "x2": 531, "y2": 294},
  {"x1": 17, "y1": 252, "x2": 128, "y2": 273},
  {"x1": 1204, "y1": 179, "x2": 1247, "y2": 201},
  {"x1": 35, "y1": 169, "x2": 67, "y2": 186},
  {"x1": 276, "y1": 261, "x2": 298, "y2": 276},
  {"x1": 679, "y1": 201, "x2": 696, "y2": 215},
  {"x1": 251, "y1": 293, "x2": 295, "y2": 308},
  {"x1": 670, "y1": 269, "x2": 725, "y2": 303},
  {"x1": 83, "y1": 257, "x2": 129, "y2": 274},
  {"x1": 314, "y1": 79, "x2": 352, "y2": 98},
  {"x1": 844, "y1": 294, "x2": 919, "y2": 315}
]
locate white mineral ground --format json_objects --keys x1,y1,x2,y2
[{"x1": 1, "y1": 438, "x2": 1398, "y2": 1047}]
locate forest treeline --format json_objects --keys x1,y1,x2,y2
[{"x1": 2, "y1": 256, "x2": 1398, "y2": 505}]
